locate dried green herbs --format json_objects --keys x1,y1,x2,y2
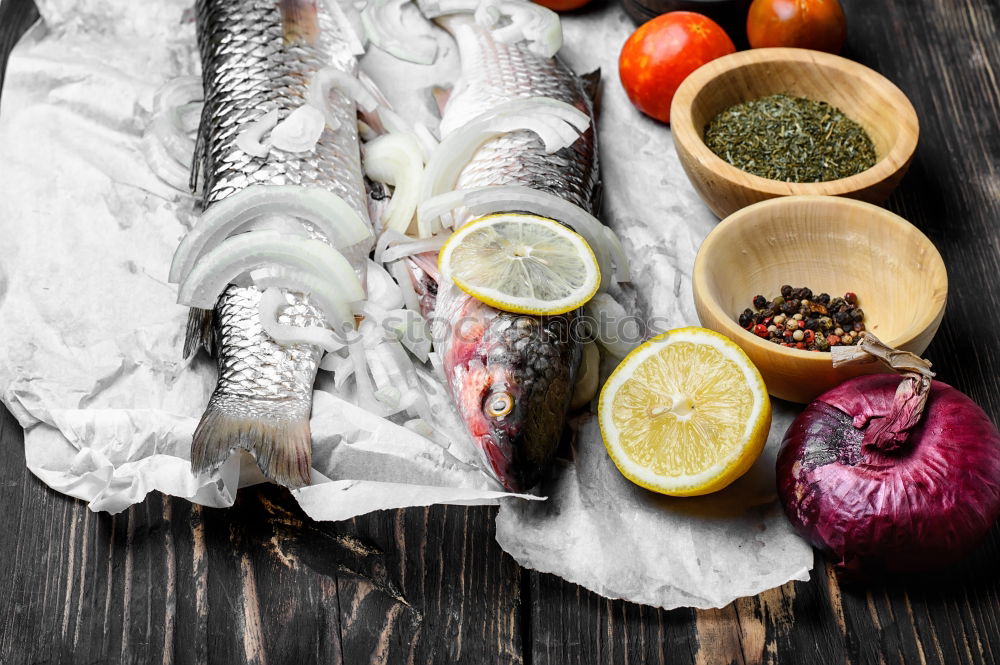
[{"x1": 704, "y1": 94, "x2": 877, "y2": 183}]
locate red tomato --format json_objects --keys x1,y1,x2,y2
[
  {"x1": 618, "y1": 12, "x2": 736, "y2": 124},
  {"x1": 746, "y1": 0, "x2": 847, "y2": 54},
  {"x1": 531, "y1": 0, "x2": 592, "y2": 11}
]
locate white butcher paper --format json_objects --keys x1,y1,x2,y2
[{"x1": 0, "y1": 0, "x2": 812, "y2": 610}]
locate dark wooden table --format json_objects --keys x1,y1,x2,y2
[{"x1": 2, "y1": 0, "x2": 999, "y2": 662}]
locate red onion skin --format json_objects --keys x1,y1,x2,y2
[{"x1": 777, "y1": 374, "x2": 1000, "y2": 578}]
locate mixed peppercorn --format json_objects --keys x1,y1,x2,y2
[{"x1": 737, "y1": 285, "x2": 866, "y2": 351}]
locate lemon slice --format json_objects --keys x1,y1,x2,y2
[
  {"x1": 438, "y1": 213, "x2": 600, "y2": 315},
  {"x1": 598, "y1": 327, "x2": 771, "y2": 496}
]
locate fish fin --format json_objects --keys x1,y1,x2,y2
[
  {"x1": 191, "y1": 393, "x2": 312, "y2": 489},
  {"x1": 580, "y1": 68, "x2": 602, "y2": 105},
  {"x1": 405, "y1": 253, "x2": 440, "y2": 316},
  {"x1": 279, "y1": 0, "x2": 321, "y2": 45},
  {"x1": 183, "y1": 307, "x2": 214, "y2": 359},
  {"x1": 190, "y1": 92, "x2": 208, "y2": 196}
]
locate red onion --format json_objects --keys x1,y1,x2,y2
[{"x1": 777, "y1": 333, "x2": 1000, "y2": 578}]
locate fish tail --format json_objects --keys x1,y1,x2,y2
[
  {"x1": 279, "y1": 0, "x2": 320, "y2": 45},
  {"x1": 190, "y1": 392, "x2": 312, "y2": 488}
]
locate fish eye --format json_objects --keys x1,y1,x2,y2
[{"x1": 485, "y1": 391, "x2": 514, "y2": 418}]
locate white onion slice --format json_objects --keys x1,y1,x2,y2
[
  {"x1": 308, "y1": 67, "x2": 380, "y2": 132},
  {"x1": 177, "y1": 231, "x2": 361, "y2": 322},
  {"x1": 169, "y1": 185, "x2": 372, "y2": 283},
  {"x1": 148, "y1": 112, "x2": 196, "y2": 166},
  {"x1": 417, "y1": 184, "x2": 630, "y2": 285},
  {"x1": 585, "y1": 293, "x2": 641, "y2": 359},
  {"x1": 390, "y1": 260, "x2": 422, "y2": 313},
  {"x1": 235, "y1": 109, "x2": 279, "y2": 158},
  {"x1": 259, "y1": 287, "x2": 348, "y2": 352},
  {"x1": 250, "y1": 264, "x2": 361, "y2": 333},
  {"x1": 570, "y1": 340, "x2": 600, "y2": 409},
  {"x1": 152, "y1": 77, "x2": 203, "y2": 115},
  {"x1": 418, "y1": 0, "x2": 561, "y2": 57},
  {"x1": 373, "y1": 229, "x2": 410, "y2": 264},
  {"x1": 366, "y1": 260, "x2": 404, "y2": 311},
  {"x1": 141, "y1": 131, "x2": 190, "y2": 192},
  {"x1": 363, "y1": 133, "x2": 424, "y2": 234},
  {"x1": 416, "y1": 189, "x2": 465, "y2": 233},
  {"x1": 421, "y1": 99, "x2": 589, "y2": 217},
  {"x1": 380, "y1": 236, "x2": 447, "y2": 264},
  {"x1": 383, "y1": 308, "x2": 431, "y2": 362},
  {"x1": 362, "y1": 0, "x2": 438, "y2": 65},
  {"x1": 320, "y1": 350, "x2": 355, "y2": 384},
  {"x1": 270, "y1": 105, "x2": 326, "y2": 153}
]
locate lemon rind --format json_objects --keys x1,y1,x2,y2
[
  {"x1": 598, "y1": 327, "x2": 771, "y2": 497},
  {"x1": 439, "y1": 213, "x2": 601, "y2": 315}
]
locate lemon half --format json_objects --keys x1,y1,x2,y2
[
  {"x1": 438, "y1": 213, "x2": 601, "y2": 315},
  {"x1": 598, "y1": 327, "x2": 771, "y2": 496}
]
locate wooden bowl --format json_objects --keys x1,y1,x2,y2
[
  {"x1": 692, "y1": 196, "x2": 947, "y2": 403},
  {"x1": 671, "y1": 48, "x2": 919, "y2": 219}
]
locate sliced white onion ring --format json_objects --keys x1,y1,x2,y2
[
  {"x1": 169, "y1": 185, "x2": 372, "y2": 284},
  {"x1": 380, "y1": 236, "x2": 447, "y2": 264},
  {"x1": 259, "y1": 287, "x2": 348, "y2": 352},
  {"x1": 250, "y1": 264, "x2": 361, "y2": 333},
  {"x1": 362, "y1": 0, "x2": 437, "y2": 65},
  {"x1": 390, "y1": 260, "x2": 422, "y2": 313},
  {"x1": 152, "y1": 76, "x2": 203, "y2": 115},
  {"x1": 141, "y1": 131, "x2": 191, "y2": 192},
  {"x1": 417, "y1": 184, "x2": 630, "y2": 285},
  {"x1": 363, "y1": 133, "x2": 425, "y2": 234},
  {"x1": 421, "y1": 99, "x2": 590, "y2": 222},
  {"x1": 308, "y1": 67, "x2": 380, "y2": 132},
  {"x1": 418, "y1": 0, "x2": 561, "y2": 57},
  {"x1": 383, "y1": 308, "x2": 432, "y2": 362},
  {"x1": 177, "y1": 231, "x2": 362, "y2": 327},
  {"x1": 270, "y1": 105, "x2": 326, "y2": 153},
  {"x1": 585, "y1": 292, "x2": 641, "y2": 359},
  {"x1": 373, "y1": 229, "x2": 410, "y2": 264},
  {"x1": 235, "y1": 109, "x2": 279, "y2": 158},
  {"x1": 366, "y1": 260, "x2": 404, "y2": 311}
]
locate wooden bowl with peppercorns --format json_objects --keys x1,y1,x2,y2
[
  {"x1": 670, "y1": 47, "x2": 919, "y2": 219},
  {"x1": 692, "y1": 195, "x2": 947, "y2": 403}
]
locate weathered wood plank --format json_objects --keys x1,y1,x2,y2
[
  {"x1": 2, "y1": 0, "x2": 1000, "y2": 663},
  {"x1": 528, "y1": 0, "x2": 1000, "y2": 663},
  {"x1": 0, "y1": 402, "x2": 524, "y2": 664}
]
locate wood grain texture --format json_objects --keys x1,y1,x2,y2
[{"x1": 2, "y1": 0, "x2": 1000, "y2": 663}]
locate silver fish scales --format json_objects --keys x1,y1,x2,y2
[
  {"x1": 419, "y1": 15, "x2": 601, "y2": 492},
  {"x1": 187, "y1": 0, "x2": 369, "y2": 487}
]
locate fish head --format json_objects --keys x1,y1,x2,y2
[{"x1": 446, "y1": 304, "x2": 581, "y2": 492}]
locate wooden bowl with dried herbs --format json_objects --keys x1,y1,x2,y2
[
  {"x1": 692, "y1": 196, "x2": 946, "y2": 403},
  {"x1": 670, "y1": 47, "x2": 918, "y2": 218}
]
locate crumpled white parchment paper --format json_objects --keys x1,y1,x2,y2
[{"x1": 0, "y1": 0, "x2": 811, "y2": 610}]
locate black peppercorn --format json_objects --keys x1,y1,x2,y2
[{"x1": 737, "y1": 286, "x2": 865, "y2": 352}]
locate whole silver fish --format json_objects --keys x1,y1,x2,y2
[
  {"x1": 416, "y1": 15, "x2": 601, "y2": 492},
  {"x1": 187, "y1": 0, "x2": 370, "y2": 487}
]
